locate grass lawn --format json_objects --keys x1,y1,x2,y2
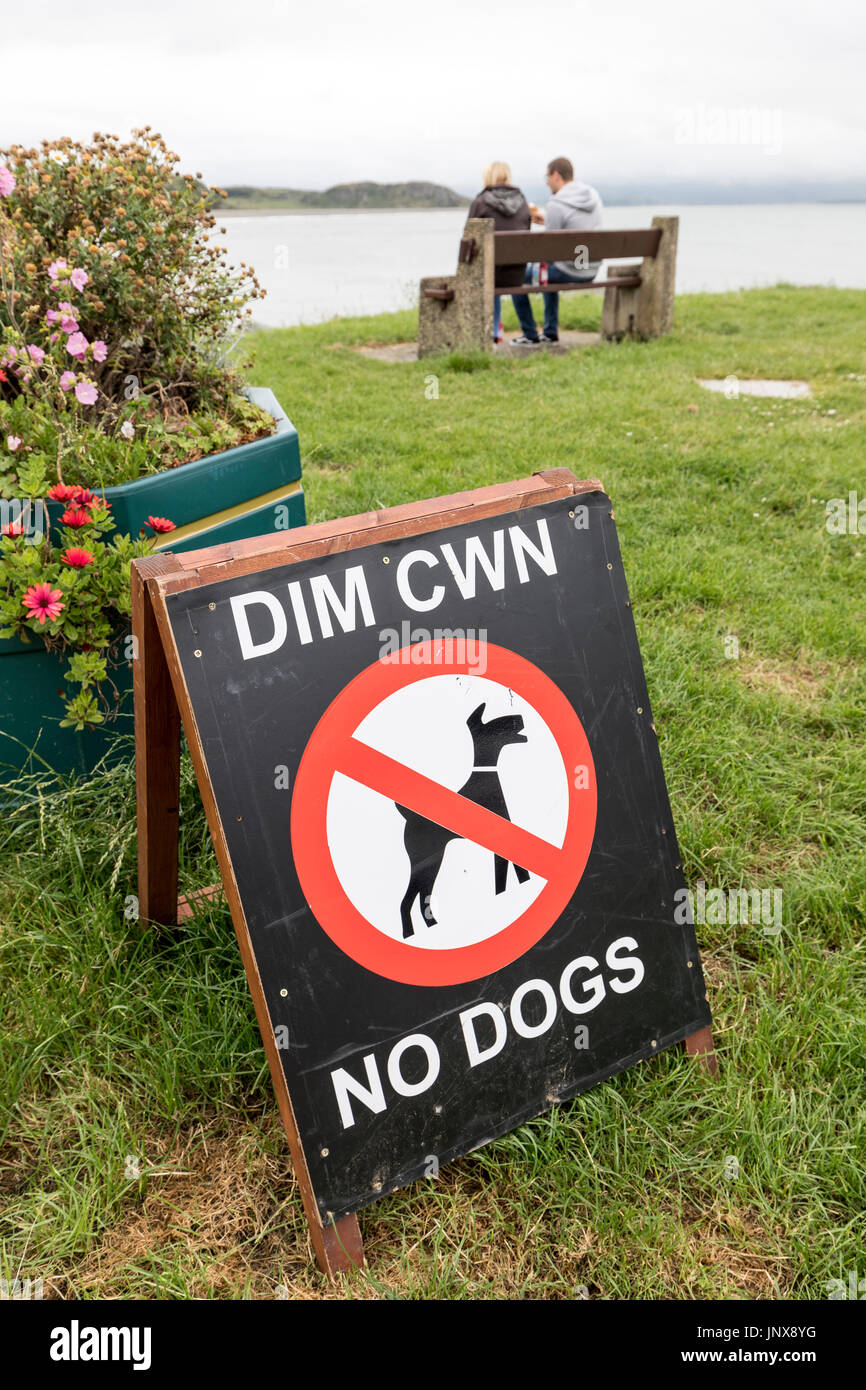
[{"x1": 1, "y1": 286, "x2": 864, "y2": 1299}]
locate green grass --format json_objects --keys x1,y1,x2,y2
[{"x1": 1, "y1": 286, "x2": 864, "y2": 1299}]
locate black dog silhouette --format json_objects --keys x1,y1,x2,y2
[{"x1": 396, "y1": 702, "x2": 530, "y2": 938}]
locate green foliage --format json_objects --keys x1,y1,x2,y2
[
  {"x1": 11, "y1": 448, "x2": 50, "y2": 496},
  {"x1": 0, "y1": 499, "x2": 157, "y2": 728},
  {"x1": 0, "y1": 389, "x2": 272, "y2": 494},
  {"x1": 0, "y1": 130, "x2": 274, "y2": 497},
  {"x1": 1, "y1": 129, "x2": 264, "y2": 409},
  {"x1": 0, "y1": 131, "x2": 275, "y2": 732}
]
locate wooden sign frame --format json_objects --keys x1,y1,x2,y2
[{"x1": 131, "y1": 469, "x2": 717, "y2": 1279}]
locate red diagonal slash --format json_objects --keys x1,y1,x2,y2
[
  {"x1": 339, "y1": 737, "x2": 563, "y2": 882},
  {"x1": 291, "y1": 641, "x2": 597, "y2": 985}
]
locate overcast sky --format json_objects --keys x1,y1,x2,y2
[{"x1": 2, "y1": 0, "x2": 863, "y2": 193}]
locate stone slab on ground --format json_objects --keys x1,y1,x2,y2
[
  {"x1": 354, "y1": 342, "x2": 420, "y2": 363},
  {"x1": 699, "y1": 378, "x2": 812, "y2": 398},
  {"x1": 353, "y1": 328, "x2": 601, "y2": 364}
]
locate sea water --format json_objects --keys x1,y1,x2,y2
[{"x1": 215, "y1": 202, "x2": 866, "y2": 328}]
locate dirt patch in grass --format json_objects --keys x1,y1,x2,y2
[
  {"x1": 671, "y1": 1200, "x2": 794, "y2": 1298},
  {"x1": 359, "y1": 1165, "x2": 599, "y2": 1299},
  {"x1": 302, "y1": 449, "x2": 359, "y2": 476},
  {"x1": 328, "y1": 340, "x2": 408, "y2": 351},
  {"x1": 344, "y1": 328, "x2": 602, "y2": 365},
  {"x1": 698, "y1": 948, "x2": 738, "y2": 994},
  {"x1": 307, "y1": 463, "x2": 359, "y2": 479},
  {"x1": 749, "y1": 839, "x2": 821, "y2": 878},
  {"x1": 738, "y1": 656, "x2": 833, "y2": 707},
  {"x1": 349, "y1": 342, "x2": 418, "y2": 363},
  {"x1": 61, "y1": 1117, "x2": 319, "y2": 1301}
]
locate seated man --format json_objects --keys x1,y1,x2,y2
[{"x1": 515, "y1": 157, "x2": 603, "y2": 346}]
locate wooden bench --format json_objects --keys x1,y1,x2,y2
[{"x1": 418, "y1": 215, "x2": 678, "y2": 357}]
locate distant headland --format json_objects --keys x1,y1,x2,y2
[{"x1": 210, "y1": 181, "x2": 470, "y2": 211}]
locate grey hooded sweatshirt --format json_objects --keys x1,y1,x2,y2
[{"x1": 544, "y1": 180, "x2": 603, "y2": 276}]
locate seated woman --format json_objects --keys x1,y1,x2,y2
[{"x1": 467, "y1": 163, "x2": 539, "y2": 345}]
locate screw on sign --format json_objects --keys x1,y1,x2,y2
[{"x1": 291, "y1": 640, "x2": 597, "y2": 986}]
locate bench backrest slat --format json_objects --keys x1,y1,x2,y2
[{"x1": 493, "y1": 228, "x2": 662, "y2": 264}]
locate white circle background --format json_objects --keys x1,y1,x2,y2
[{"x1": 325, "y1": 673, "x2": 569, "y2": 950}]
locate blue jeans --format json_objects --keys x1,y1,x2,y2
[
  {"x1": 542, "y1": 263, "x2": 599, "y2": 338},
  {"x1": 496, "y1": 287, "x2": 541, "y2": 341}
]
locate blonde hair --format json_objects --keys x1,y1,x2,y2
[{"x1": 483, "y1": 161, "x2": 511, "y2": 187}]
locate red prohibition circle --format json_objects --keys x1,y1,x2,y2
[{"x1": 290, "y1": 641, "x2": 597, "y2": 987}]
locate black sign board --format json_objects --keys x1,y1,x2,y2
[{"x1": 132, "y1": 472, "x2": 714, "y2": 1273}]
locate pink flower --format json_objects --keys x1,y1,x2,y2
[
  {"x1": 0, "y1": 165, "x2": 15, "y2": 198},
  {"x1": 74, "y1": 379, "x2": 98, "y2": 405},
  {"x1": 91, "y1": 340, "x2": 107, "y2": 363},
  {"x1": 59, "y1": 371, "x2": 77, "y2": 392},
  {"x1": 0, "y1": 346, "x2": 17, "y2": 366},
  {"x1": 69, "y1": 267, "x2": 89, "y2": 292},
  {"x1": 48, "y1": 258, "x2": 68, "y2": 283},
  {"x1": 22, "y1": 583, "x2": 64, "y2": 625},
  {"x1": 6, "y1": 435, "x2": 22, "y2": 452},
  {"x1": 58, "y1": 303, "x2": 79, "y2": 334},
  {"x1": 66, "y1": 332, "x2": 88, "y2": 360},
  {"x1": 24, "y1": 344, "x2": 45, "y2": 364},
  {"x1": 46, "y1": 310, "x2": 60, "y2": 325}
]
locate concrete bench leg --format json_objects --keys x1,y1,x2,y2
[
  {"x1": 419, "y1": 275, "x2": 459, "y2": 357},
  {"x1": 635, "y1": 215, "x2": 678, "y2": 339},
  {"x1": 602, "y1": 216, "x2": 679, "y2": 341},
  {"x1": 418, "y1": 217, "x2": 494, "y2": 358},
  {"x1": 602, "y1": 263, "x2": 643, "y2": 340}
]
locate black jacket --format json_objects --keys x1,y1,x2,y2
[{"x1": 467, "y1": 185, "x2": 530, "y2": 289}]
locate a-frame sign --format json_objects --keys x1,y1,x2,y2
[{"x1": 131, "y1": 470, "x2": 716, "y2": 1277}]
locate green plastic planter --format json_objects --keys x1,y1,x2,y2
[
  {"x1": 0, "y1": 387, "x2": 304, "y2": 787},
  {"x1": 0, "y1": 630, "x2": 133, "y2": 782}
]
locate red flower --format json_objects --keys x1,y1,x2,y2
[
  {"x1": 61, "y1": 547, "x2": 95, "y2": 567},
  {"x1": 60, "y1": 507, "x2": 92, "y2": 528},
  {"x1": 48, "y1": 485, "x2": 109, "y2": 511},
  {"x1": 2, "y1": 521, "x2": 25, "y2": 538},
  {"x1": 47, "y1": 483, "x2": 80, "y2": 503},
  {"x1": 77, "y1": 490, "x2": 110, "y2": 512},
  {"x1": 22, "y1": 583, "x2": 64, "y2": 625},
  {"x1": 0, "y1": 369, "x2": 7, "y2": 383},
  {"x1": 147, "y1": 515, "x2": 176, "y2": 533}
]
